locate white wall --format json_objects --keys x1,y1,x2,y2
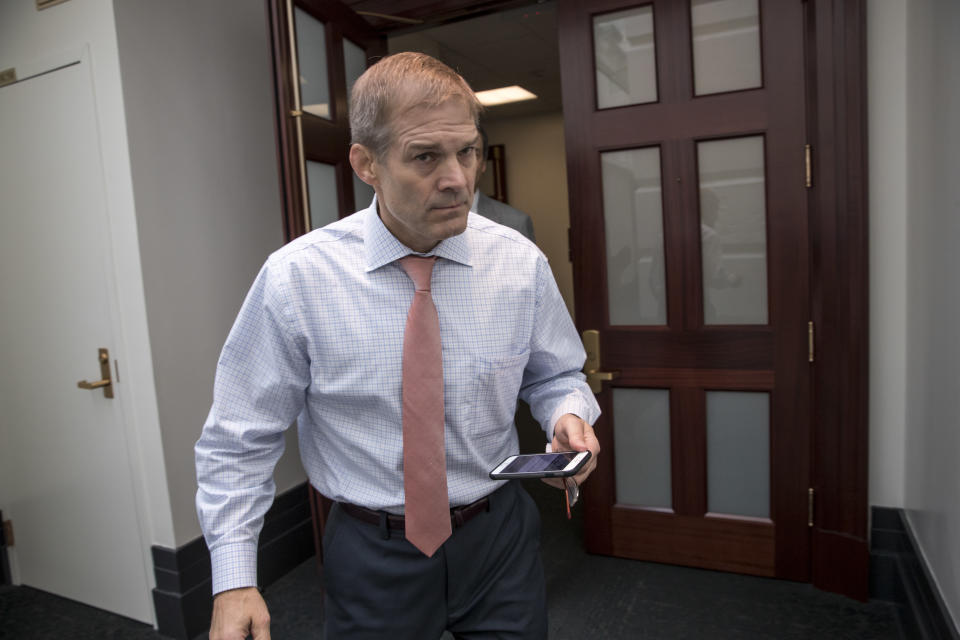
[
  {"x1": 0, "y1": 0, "x2": 175, "y2": 556},
  {"x1": 869, "y1": 0, "x2": 960, "y2": 628},
  {"x1": 113, "y1": 0, "x2": 305, "y2": 545},
  {"x1": 902, "y1": 0, "x2": 960, "y2": 629},
  {"x1": 867, "y1": 0, "x2": 908, "y2": 509},
  {"x1": 483, "y1": 113, "x2": 576, "y2": 318}
]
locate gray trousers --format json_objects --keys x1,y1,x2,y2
[{"x1": 322, "y1": 481, "x2": 547, "y2": 639}]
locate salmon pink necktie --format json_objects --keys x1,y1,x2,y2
[{"x1": 398, "y1": 255, "x2": 451, "y2": 557}]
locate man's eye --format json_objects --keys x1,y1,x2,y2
[
  {"x1": 459, "y1": 146, "x2": 476, "y2": 157},
  {"x1": 415, "y1": 153, "x2": 435, "y2": 162}
]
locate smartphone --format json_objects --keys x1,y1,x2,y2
[{"x1": 489, "y1": 450, "x2": 591, "y2": 480}]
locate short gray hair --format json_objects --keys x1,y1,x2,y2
[{"x1": 349, "y1": 52, "x2": 483, "y2": 157}]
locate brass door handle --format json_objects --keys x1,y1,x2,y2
[
  {"x1": 582, "y1": 330, "x2": 620, "y2": 393},
  {"x1": 77, "y1": 348, "x2": 114, "y2": 399},
  {"x1": 77, "y1": 379, "x2": 110, "y2": 390},
  {"x1": 585, "y1": 368, "x2": 620, "y2": 393}
]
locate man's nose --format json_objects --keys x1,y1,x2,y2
[{"x1": 436, "y1": 155, "x2": 469, "y2": 192}]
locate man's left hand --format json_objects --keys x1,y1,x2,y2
[{"x1": 542, "y1": 413, "x2": 600, "y2": 490}]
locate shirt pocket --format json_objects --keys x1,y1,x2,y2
[{"x1": 468, "y1": 350, "x2": 530, "y2": 436}]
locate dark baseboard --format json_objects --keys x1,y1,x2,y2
[
  {"x1": 151, "y1": 482, "x2": 315, "y2": 640},
  {"x1": 870, "y1": 506, "x2": 960, "y2": 640}
]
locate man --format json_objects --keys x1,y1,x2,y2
[
  {"x1": 473, "y1": 127, "x2": 536, "y2": 242},
  {"x1": 196, "y1": 52, "x2": 600, "y2": 640}
]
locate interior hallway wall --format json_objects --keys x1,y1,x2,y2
[
  {"x1": 483, "y1": 113, "x2": 575, "y2": 318},
  {"x1": 114, "y1": 0, "x2": 305, "y2": 545},
  {"x1": 902, "y1": 0, "x2": 960, "y2": 629},
  {"x1": 867, "y1": 0, "x2": 908, "y2": 509}
]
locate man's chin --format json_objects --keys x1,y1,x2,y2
[{"x1": 434, "y1": 210, "x2": 469, "y2": 241}]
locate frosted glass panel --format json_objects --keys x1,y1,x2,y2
[
  {"x1": 691, "y1": 0, "x2": 762, "y2": 95},
  {"x1": 352, "y1": 173, "x2": 375, "y2": 211},
  {"x1": 706, "y1": 391, "x2": 769, "y2": 518},
  {"x1": 594, "y1": 6, "x2": 658, "y2": 108},
  {"x1": 613, "y1": 389, "x2": 672, "y2": 509},
  {"x1": 295, "y1": 8, "x2": 331, "y2": 119},
  {"x1": 343, "y1": 38, "x2": 366, "y2": 112},
  {"x1": 602, "y1": 147, "x2": 666, "y2": 325},
  {"x1": 697, "y1": 136, "x2": 768, "y2": 324},
  {"x1": 306, "y1": 160, "x2": 338, "y2": 230}
]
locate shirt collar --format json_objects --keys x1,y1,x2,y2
[{"x1": 363, "y1": 195, "x2": 473, "y2": 272}]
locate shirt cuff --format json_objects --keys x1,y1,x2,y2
[
  {"x1": 546, "y1": 391, "x2": 601, "y2": 443},
  {"x1": 210, "y1": 541, "x2": 259, "y2": 595}
]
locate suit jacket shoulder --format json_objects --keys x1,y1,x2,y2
[{"x1": 476, "y1": 192, "x2": 536, "y2": 242}]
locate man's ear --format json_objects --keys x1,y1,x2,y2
[{"x1": 349, "y1": 144, "x2": 379, "y2": 187}]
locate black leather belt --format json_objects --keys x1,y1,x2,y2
[{"x1": 338, "y1": 495, "x2": 491, "y2": 533}]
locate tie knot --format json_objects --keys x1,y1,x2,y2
[{"x1": 399, "y1": 255, "x2": 436, "y2": 292}]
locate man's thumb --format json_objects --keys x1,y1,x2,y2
[
  {"x1": 251, "y1": 611, "x2": 271, "y2": 639},
  {"x1": 569, "y1": 428, "x2": 588, "y2": 451}
]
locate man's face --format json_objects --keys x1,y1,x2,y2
[{"x1": 355, "y1": 99, "x2": 480, "y2": 253}]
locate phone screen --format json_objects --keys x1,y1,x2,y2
[{"x1": 499, "y1": 452, "x2": 579, "y2": 474}]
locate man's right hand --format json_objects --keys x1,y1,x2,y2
[{"x1": 210, "y1": 586, "x2": 271, "y2": 640}]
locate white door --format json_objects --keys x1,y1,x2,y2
[{"x1": 0, "y1": 55, "x2": 152, "y2": 622}]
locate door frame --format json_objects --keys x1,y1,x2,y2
[
  {"x1": 804, "y1": 0, "x2": 869, "y2": 600},
  {"x1": 266, "y1": 0, "x2": 386, "y2": 242}
]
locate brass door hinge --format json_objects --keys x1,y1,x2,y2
[
  {"x1": 808, "y1": 321, "x2": 815, "y2": 363},
  {"x1": 805, "y1": 144, "x2": 813, "y2": 188},
  {"x1": 2, "y1": 519, "x2": 13, "y2": 546},
  {"x1": 808, "y1": 488, "x2": 814, "y2": 527}
]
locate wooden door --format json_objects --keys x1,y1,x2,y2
[
  {"x1": 268, "y1": 0, "x2": 386, "y2": 241},
  {"x1": 560, "y1": 0, "x2": 810, "y2": 580}
]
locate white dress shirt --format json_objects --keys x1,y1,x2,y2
[{"x1": 196, "y1": 199, "x2": 600, "y2": 594}]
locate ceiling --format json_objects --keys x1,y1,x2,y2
[
  {"x1": 343, "y1": 0, "x2": 541, "y2": 32},
  {"x1": 348, "y1": 0, "x2": 563, "y2": 121}
]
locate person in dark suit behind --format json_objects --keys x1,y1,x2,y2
[{"x1": 473, "y1": 127, "x2": 536, "y2": 242}]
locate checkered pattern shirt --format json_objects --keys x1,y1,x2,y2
[{"x1": 195, "y1": 200, "x2": 600, "y2": 594}]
